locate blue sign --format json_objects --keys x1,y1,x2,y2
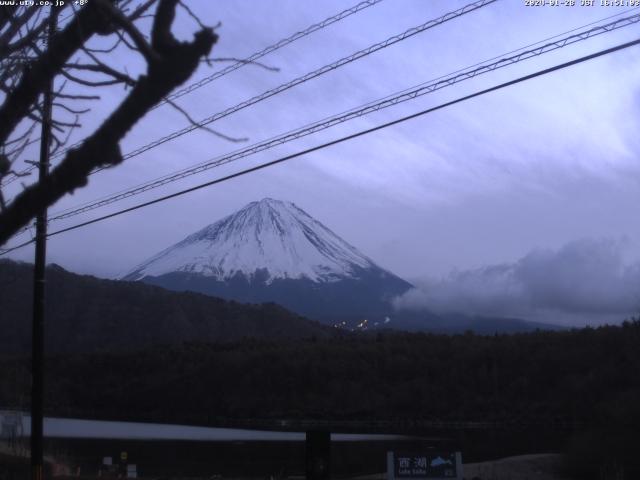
[{"x1": 387, "y1": 451, "x2": 462, "y2": 480}]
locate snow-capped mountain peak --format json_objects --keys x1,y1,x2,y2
[{"x1": 124, "y1": 198, "x2": 382, "y2": 284}]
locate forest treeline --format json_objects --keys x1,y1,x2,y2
[
  {"x1": 1, "y1": 320, "x2": 639, "y2": 428},
  {"x1": 0, "y1": 260, "x2": 332, "y2": 354}
]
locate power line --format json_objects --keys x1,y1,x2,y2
[
  {"x1": 8, "y1": 7, "x2": 639, "y2": 194},
  {"x1": 159, "y1": 0, "x2": 387, "y2": 108},
  {"x1": 0, "y1": 237, "x2": 33, "y2": 255},
  {"x1": 89, "y1": 0, "x2": 497, "y2": 171},
  {"x1": 56, "y1": 0, "x2": 388, "y2": 158},
  {"x1": 43, "y1": 11, "x2": 640, "y2": 224},
  {"x1": 3, "y1": 0, "x2": 499, "y2": 220},
  {"x1": 3, "y1": 36, "x2": 638, "y2": 256},
  {"x1": 6, "y1": 0, "x2": 496, "y2": 189},
  {"x1": 2, "y1": 0, "x2": 388, "y2": 186}
]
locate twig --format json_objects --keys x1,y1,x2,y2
[
  {"x1": 178, "y1": 0, "x2": 207, "y2": 31},
  {"x1": 165, "y1": 97, "x2": 248, "y2": 143},
  {"x1": 60, "y1": 68, "x2": 127, "y2": 87},
  {"x1": 95, "y1": 0, "x2": 160, "y2": 63},
  {"x1": 64, "y1": 61, "x2": 137, "y2": 86},
  {"x1": 204, "y1": 56, "x2": 280, "y2": 72}
]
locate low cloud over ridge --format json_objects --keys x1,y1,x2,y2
[{"x1": 393, "y1": 238, "x2": 640, "y2": 326}]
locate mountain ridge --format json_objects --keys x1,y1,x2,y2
[
  {"x1": 0, "y1": 259, "x2": 333, "y2": 354},
  {"x1": 124, "y1": 198, "x2": 412, "y2": 323},
  {"x1": 124, "y1": 198, "x2": 393, "y2": 284}
]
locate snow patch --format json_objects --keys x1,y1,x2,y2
[{"x1": 125, "y1": 198, "x2": 382, "y2": 284}]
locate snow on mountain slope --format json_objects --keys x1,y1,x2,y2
[{"x1": 124, "y1": 198, "x2": 386, "y2": 284}]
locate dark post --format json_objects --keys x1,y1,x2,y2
[
  {"x1": 305, "y1": 430, "x2": 331, "y2": 480},
  {"x1": 31, "y1": 7, "x2": 56, "y2": 480}
]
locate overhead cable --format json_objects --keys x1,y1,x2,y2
[
  {"x1": 2, "y1": 0, "x2": 389, "y2": 185},
  {"x1": 3, "y1": 35, "x2": 639, "y2": 255},
  {"x1": 46, "y1": 11, "x2": 640, "y2": 223}
]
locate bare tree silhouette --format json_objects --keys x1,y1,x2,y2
[{"x1": 0, "y1": 0, "x2": 218, "y2": 246}]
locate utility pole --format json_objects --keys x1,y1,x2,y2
[{"x1": 31, "y1": 7, "x2": 56, "y2": 480}]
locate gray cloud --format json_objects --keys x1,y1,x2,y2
[{"x1": 394, "y1": 238, "x2": 640, "y2": 326}]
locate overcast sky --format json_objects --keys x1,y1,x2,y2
[{"x1": 4, "y1": 0, "x2": 640, "y2": 325}]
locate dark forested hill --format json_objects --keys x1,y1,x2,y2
[
  {"x1": 1, "y1": 321, "x2": 638, "y2": 427},
  {"x1": 0, "y1": 260, "x2": 333, "y2": 354}
]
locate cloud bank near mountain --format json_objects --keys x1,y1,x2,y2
[{"x1": 393, "y1": 238, "x2": 640, "y2": 326}]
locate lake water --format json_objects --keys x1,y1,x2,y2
[{"x1": 2, "y1": 411, "x2": 408, "y2": 441}]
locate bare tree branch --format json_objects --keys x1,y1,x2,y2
[
  {"x1": 83, "y1": 35, "x2": 122, "y2": 54},
  {"x1": 3, "y1": 122, "x2": 36, "y2": 147},
  {"x1": 0, "y1": 7, "x2": 37, "y2": 57},
  {"x1": 94, "y1": 0, "x2": 160, "y2": 63},
  {"x1": 0, "y1": 2, "x2": 115, "y2": 146},
  {"x1": 53, "y1": 103, "x2": 91, "y2": 115},
  {"x1": 0, "y1": 0, "x2": 217, "y2": 245},
  {"x1": 53, "y1": 92, "x2": 101, "y2": 101},
  {"x1": 0, "y1": 15, "x2": 47, "y2": 58},
  {"x1": 178, "y1": 0, "x2": 207, "y2": 31},
  {"x1": 204, "y1": 56, "x2": 280, "y2": 72},
  {"x1": 50, "y1": 117, "x2": 78, "y2": 155},
  {"x1": 59, "y1": 68, "x2": 129, "y2": 87},
  {"x1": 64, "y1": 61, "x2": 136, "y2": 86},
  {"x1": 165, "y1": 97, "x2": 248, "y2": 143},
  {"x1": 127, "y1": 0, "x2": 158, "y2": 22}
]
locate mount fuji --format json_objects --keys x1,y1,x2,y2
[{"x1": 123, "y1": 198, "x2": 412, "y2": 323}]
